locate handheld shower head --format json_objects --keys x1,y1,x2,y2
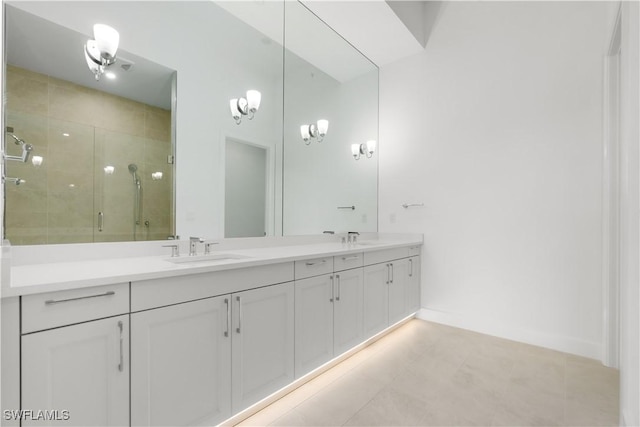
[{"x1": 128, "y1": 163, "x2": 140, "y2": 184}]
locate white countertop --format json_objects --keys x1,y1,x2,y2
[{"x1": 2, "y1": 234, "x2": 423, "y2": 297}]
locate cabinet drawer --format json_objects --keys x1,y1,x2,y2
[
  {"x1": 334, "y1": 253, "x2": 363, "y2": 272},
  {"x1": 363, "y1": 248, "x2": 410, "y2": 266},
  {"x1": 132, "y1": 263, "x2": 294, "y2": 312},
  {"x1": 22, "y1": 283, "x2": 129, "y2": 334},
  {"x1": 408, "y1": 245, "x2": 422, "y2": 257},
  {"x1": 294, "y1": 257, "x2": 334, "y2": 280}
]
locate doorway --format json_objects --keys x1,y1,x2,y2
[{"x1": 224, "y1": 138, "x2": 267, "y2": 238}]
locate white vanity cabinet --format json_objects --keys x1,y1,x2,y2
[
  {"x1": 131, "y1": 296, "x2": 232, "y2": 426},
  {"x1": 22, "y1": 315, "x2": 130, "y2": 427},
  {"x1": 130, "y1": 267, "x2": 295, "y2": 425},
  {"x1": 232, "y1": 282, "x2": 295, "y2": 413},
  {"x1": 294, "y1": 260, "x2": 364, "y2": 378},
  {"x1": 363, "y1": 248, "x2": 422, "y2": 339},
  {"x1": 20, "y1": 283, "x2": 130, "y2": 427}
]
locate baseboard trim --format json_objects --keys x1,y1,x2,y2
[{"x1": 417, "y1": 308, "x2": 602, "y2": 360}]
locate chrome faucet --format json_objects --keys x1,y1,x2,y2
[
  {"x1": 347, "y1": 231, "x2": 360, "y2": 245},
  {"x1": 189, "y1": 237, "x2": 204, "y2": 256}
]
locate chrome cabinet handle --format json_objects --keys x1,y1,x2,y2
[
  {"x1": 330, "y1": 275, "x2": 334, "y2": 302},
  {"x1": 390, "y1": 263, "x2": 394, "y2": 284},
  {"x1": 236, "y1": 296, "x2": 242, "y2": 334},
  {"x1": 341, "y1": 255, "x2": 359, "y2": 261},
  {"x1": 306, "y1": 260, "x2": 327, "y2": 266},
  {"x1": 224, "y1": 298, "x2": 230, "y2": 337},
  {"x1": 386, "y1": 264, "x2": 390, "y2": 285},
  {"x1": 409, "y1": 259, "x2": 413, "y2": 277},
  {"x1": 44, "y1": 291, "x2": 115, "y2": 305},
  {"x1": 336, "y1": 274, "x2": 341, "y2": 301},
  {"x1": 98, "y1": 212, "x2": 104, "y2": 232},
  {"x1": 117, "y1": 320, "x2": 124, "y2": 372}
]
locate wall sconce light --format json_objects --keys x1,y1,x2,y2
[
  {"x1": 104, "y1": 166, "x2": 115, "y2": 175},
  {"x1": 84, "y1": 24, "x2": 120, "y2": 81},
  {"x1": 351, "y1": 140, "x2": 376, "y2": 160},
  {"x1": 151, "y1": 172, "x2": 163, "y2": 181},
  {"x1": 3, "y1": 127, "x2": 33, "y2": 163},
  {"x1": 300, "y1": 119, "x2": 329, "y2": 145},
  {"x1": 31, "y1": 156, "x2": 43, "y2": 167},
  {"x1": 230, "y1": 90, "x2": 261, "y2": 125}
]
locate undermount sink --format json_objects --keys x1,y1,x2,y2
[
  {"x1": 355, "y1": 241, "x2": 382, "y2": 246},
  {"x1": 165, "y1": 253, "x2": 251, "y2": 264}
]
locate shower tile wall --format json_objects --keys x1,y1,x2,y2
[{"x1": 4, "y1": 65, "x2": 173, "y2": 245}]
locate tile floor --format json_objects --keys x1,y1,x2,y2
[{"x1": 235, "y1": 319, "x2": 619, "y2": 427}]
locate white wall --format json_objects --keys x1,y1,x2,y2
[
  {"x1": 379, "y1": 1, "x2": 617, "y2": 359},
  {"x1": 618, "y1": 2, "x2": 640, "y2": 424}
]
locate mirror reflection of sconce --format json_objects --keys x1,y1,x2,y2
[
  {"x1": 300, "y1": 119, "x2": 329, "y2": 145},
  {"x1": 230, "y1": 90, "x2": 261, "y2": 125},
  {"x1": 104, "y1": 166, "x2": 115, "y2": 175},
  {"x1": 84, "y1": 24, "x2": 120, "y2": 81},
  {"x1": 31, "y1": 156, "x2": 43, "y2": 167},
  {"x1": 151, "y1": 172, "x2": 163, "y2": 181},
  {"x1": 351, "y1": 140, "x2": 376, "y2": 160}
]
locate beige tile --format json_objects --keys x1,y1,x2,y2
[
  {"x1": 565, "y1": 399, "x2": 619, "y2": 426},
  {"x1": 344, "y1": 388, "x2": 431, "y2": 426},
  {"x1": 98, "y1": 93, "x2": 145, "y2": 136},
  {"x1": 6, "y1": 67, "x2": 49, "y2": 115},
  {"x1": 145, "y1": 106, "x2": 172, "y2": 142},
  {"x1": 48, "y1": 83, "x2": 101, "y2": 127},
  {"x1": 285, "y1": 370, "x2": 385, "y2": 426}
]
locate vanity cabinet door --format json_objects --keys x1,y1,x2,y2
[
  {"x1": 131, "y1": 296, "x2": 231, "y2": 426},
  {"x1": 333, "y1": 268, "x2": 364, "y2": 356},
  {"x1": 231, "y1": 282, "x2": 294, "y2": 413},
  {"x1": 405, "y1": 256, "x2": 421, "y2": 314},
  {"x1": 295, "y1": 274, "x2": 334, "y2": 378},
  {"x1": 388, "y1": 259, "x2": 409, "y2": 325},
  {"x1": 21, "y1": 315, "x2": 129, "y2": 427},
  {"x1": 363, "y1": 263, "x2": 389, "y2": 338}
]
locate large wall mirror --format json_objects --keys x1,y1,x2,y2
[
  {"x1": 2, "y1": 0, "x2": 378, "y2": 246},
  {"x1": 282, "y1": 1, "x2": 379, "y2": 235}
]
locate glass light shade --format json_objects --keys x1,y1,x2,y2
[
  {"x1": 317, "y1": 119, "x2": 329, "y2": 136},
  {"x1": 246, "y1": 90, "x2": 261, "y2": 111},
  {"x1": 84, "y1": 41, "x2": 101, "y2": 70},
  {"x1": 93, "y1": 24, "x2": 119, "y2": 59},
  {"x1": 229, "y1": 99, "x2": 241, "y2": 119},
  {"x1": 366, "y1": 140, "x2": 376, "y2": 154},
  {"x1": 300, "y1": 125, "x2": 311, "y2": 140},
  {"x1": 351, "y1": 144, "x2": 361, "y2": 156},
  {"x1": 31, "y1": 156, "x2": 43, "y2": 167}
]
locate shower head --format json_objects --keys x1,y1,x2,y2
[{"x1": 128, "y1": 163, "x2": 140, "y2": 184}]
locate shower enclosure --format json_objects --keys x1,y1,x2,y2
[{"x1": 3, "y1": 66, "x2": 175, "y2": 245}]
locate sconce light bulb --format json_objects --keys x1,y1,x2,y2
[
  {"x1": 93, "y1": 24, "x2": 119, "y2": 60},
  {"x1": 351, "y1": 143, "x2": 361, "y2": 160},
  {"x1": 246, "y1": 90, "x2": 261, "y2": 112},
  {"x1": 31, "y1": 155, "x2": 43, "y2": 167},
  {"x1": 366, "y1": 140, "x2": 376, "y2": 157},
  {"x1": 300, "y1": 125, "x2": 311, "y2": 143},
  {"x1": 317, "y1": 119, "x2": 329, "y2": 137},
  {"x1": 230, "y1": 99, "x2": 241, "y2": 124}
]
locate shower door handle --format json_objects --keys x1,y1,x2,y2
[{"x1": 98, "y1": 212, "x2": 104, "y2": 232}]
